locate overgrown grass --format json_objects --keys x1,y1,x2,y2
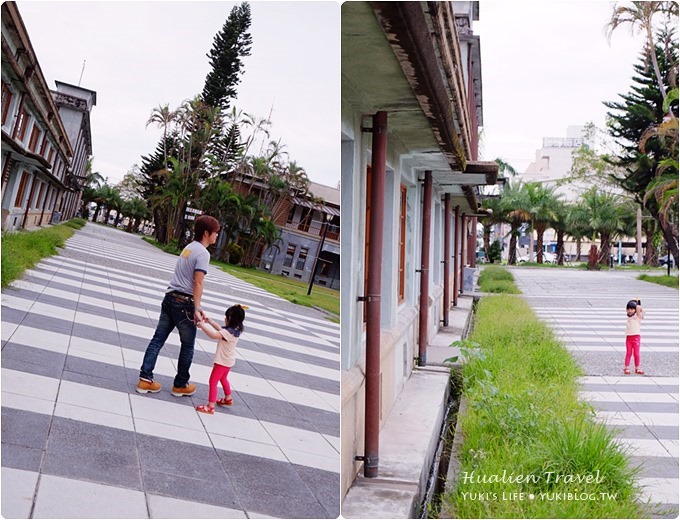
[
  {"x1": 478, "y1": 266, "x2": 520, "y2": 294},
  {"x1": 637, "y1": 274, "x2": 679, "y2": 289},
  {"x1": 1, "y1": 219, "x2": 86, "y2": 288},
  {"x1": 440, "y1": 294, "x2": 642, "y2": 518}
]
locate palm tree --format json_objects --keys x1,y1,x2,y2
[
  {"x1": 551, "y1": 200, "x2": 569, "y2": 265},
  {"x1": 640, "y1": 88, "x2": 679, "y2": 264},
  {"x1": 479, "y1": 196, "x2": 504, "y2": 262},
  {"x1": 566, "y1": 203, "x2": 592, "y2": 263},
  {"x1": 579, "y1": 188, "x2": 631, "y2": 264},
  {"x1": 146, "y1": 104, "x2": 176, "y2": 166},
  {"x1": 524, "y1": 182, "x2": 562, "y2": 264},
  {"x1": 605, "y1": 2, "x2": 678, "y2": 108},
  {"x1": 500, "y1": 180, "x2": 529, "y2": 265}
]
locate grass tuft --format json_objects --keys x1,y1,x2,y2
[{"x1": 478, "y1": 266, "x2": 520, "y2": 293}]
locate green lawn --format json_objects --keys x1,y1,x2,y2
[
  {"x1": 215, "y1": 262, "x2": 339, "y2": 320},
  {"x1": 637, "y1": 274, "x2": 679, "y2": 288}
]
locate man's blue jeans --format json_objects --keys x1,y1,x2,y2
[{"x1": 139, "y1": 293, "x2": 196, "y2": 388}]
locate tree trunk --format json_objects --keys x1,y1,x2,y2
[
  {"x1": 508, "y1": 228, "x2": 518, "y2": 265},
  {"x1": 483, "y1": 226, "x2": 491, "y2": 262},
  {"x1": 536, "y1": 225, "x2": 545, "y2": 264},
  {"x1": 556, "y1": 230, "x2": 565, "y2": 265}
]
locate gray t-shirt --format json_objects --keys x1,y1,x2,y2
[{"x1": 167, "y1": 241, "x2": 210, "y2": 295}]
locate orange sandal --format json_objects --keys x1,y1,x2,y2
[
  {"x1": 196, "y1": 404, "x2": 215, "y2": 414},
  {"x1": 216, "y1": 397, "x2": 233, "y2": 407}
]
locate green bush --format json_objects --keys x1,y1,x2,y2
[{"x1": 226, "y1": 243, "x2": 244, "y2": 265}]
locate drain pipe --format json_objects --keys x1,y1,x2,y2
[
  {"x1": 363, "y1": 110, "x2": 387, "y2": 478},
  {"x1": 459, "y1": 214, "x2": 466, "y2": 295},
  {"x1": 442, "y1": 194, "x2": 451, "y2": 326},
  {"x1": 417, "y1": 171, "x2": 432, "y2": 366},
  {"x1": 453, "y1": 205, "x2": 460, "y2": 306}
]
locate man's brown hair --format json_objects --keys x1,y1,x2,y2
[{"x1": 193, "y1": 215, "x2": 220, "y2": 241}]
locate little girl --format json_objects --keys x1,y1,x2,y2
[
  {"x1": 195, "y1": 304, "x2": 246, "y2": 414},
  {"x1": 624, "y1": 299, "x2": 644, "y2": 375}
]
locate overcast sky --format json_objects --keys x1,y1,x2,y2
[
  {"x1": 17, "y1": 1, "x2": 653, "y2": 185},
  {"x1": 474, "y1": 1, "x2": 648, "y2": 172},
  {"x1": 18, "y1": 1, "x2": 340, "y2": 188}
]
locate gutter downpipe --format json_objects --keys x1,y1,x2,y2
[
  {"x1": 364, "y1": 111, "x2": 387, "y2": 478},
  {"x1": 442, "y1": 193, "x2": 451, "y2": 326},
  {"x1": 459, "y1": 214, "x2": 466, "y2": 295},
  {"x1": 417, "y1": 171, "x2": 432, "y2": 366},
  {"x1": 453, "y1": 205, "x2": 460, "y2": 306}
]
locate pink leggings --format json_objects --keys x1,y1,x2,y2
[
  {"x1": 208, "y1": 363, "x2": 231, "y2": 403},
  {"x1": 625, "y1": 335, "x2": 641, "y2": 367}
]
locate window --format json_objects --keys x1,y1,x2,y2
[
  {"x1": 14, "y1": 171, "x2": 30, "y2": 207},
  {"x1": 399, "y1": 185, "x2": 407, "y2": 302},
  {"x1": 35, "y1": 182, "x2": 45, "y2": 209},
  {"x1": 28, "y1": 125, "x2": 42, "y2": 152},
  {"x1": 296, "y1": 247, "x2": 308, "y2": 270},
  {"x1": 286, "y1": 205, "x2": 296, "y2": 224},
  {"x1": 319, "y1": 259, "x2": 331, "y2": 276},
  {"x1": 298, "y1": 208, "x2": 312, "y2": 232},
  {"x1": 283, "y1": 244, "x2": 296, "y2": 267},
  {"x1": 1, "y1": 81, "x2": 13, "y2": 125},
  {"x1": 14, "y1": 107, "x2": 28, "y2": 141}
]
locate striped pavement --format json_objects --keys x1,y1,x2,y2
[
  {"x1": 509, "y1": 268, "x2": 679, "y2": 518},
  {"x1": 1, "y1": 223, "x2": 340, "y2": 518}
]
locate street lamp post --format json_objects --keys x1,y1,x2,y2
[{"x1": 307, "y1": 213, "x2": 333, "y2": 296}]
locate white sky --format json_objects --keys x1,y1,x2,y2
[
  {"x1": 16, "y1": 1, "x2": 653, "y2": 185},
  {"x1": 17, "y1": 1, "x2": 340, "y2": 188},
  {"x1": 474, "y1": 0, "x2": 648, "y2": 172}
]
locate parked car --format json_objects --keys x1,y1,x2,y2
[
  {"x1": 542, "y1": 251, "x2": 556, "y2": 263},
  {"x1": 658, "y1": 255, "x2": 675, "y2": 268}
]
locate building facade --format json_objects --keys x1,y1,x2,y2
[
  {"x1": 1, "y1": 2, "x2": 94, "y2": 232},
  {"x1": 341, "y1": 1, "x2": 496, "y2": 497},
  {"x1": 260, "y1": 181, "x2": 340, "y2": 290}
]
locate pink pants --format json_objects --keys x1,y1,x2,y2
[
  {"x1": 208, "y1": 363, "x2": 231, "y2": 403},
  {"x1": 625, "y1": 335, "x2": 641, "y2": 367}
]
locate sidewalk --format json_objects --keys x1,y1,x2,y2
[
  {"x1": 1, "y1": 224, "x2": 340, "y2": 518},
  {"x1": 342, "y1": 295, "x2": 475, "y2": 518}
]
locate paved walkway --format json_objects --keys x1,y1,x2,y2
[
  {"x1": 1, "y1": 223, "x2": 340, "y2": 518},
  {"x1": 510, "y1": 267, "x2": 679, "y2": 518}
]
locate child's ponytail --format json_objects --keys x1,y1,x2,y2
[{"x1": 225, "y1": 304, "x2": 246, "y2": 332}]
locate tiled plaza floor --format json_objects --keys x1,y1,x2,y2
[{"x1": 1, "y1": 223, "x2": 340, "y2": 519}]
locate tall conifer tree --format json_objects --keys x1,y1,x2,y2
[{"x1": 202, "y1": 3, "x2": 252, "y2": 110}]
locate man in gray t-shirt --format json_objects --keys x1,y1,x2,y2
[{"x1": 137, "y1": 215, "x2": 220, "y2": 396}]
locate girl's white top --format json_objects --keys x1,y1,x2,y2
[
  {"x1": 626, "y1": 314, "x2": 642, "y2": 336},
  {"x1": 215, "y1": 329, "x2": 239, "y2": 367}
]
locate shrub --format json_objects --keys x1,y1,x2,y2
[{"x1": 225, "y1": 243, "x2": 244, "y2": 265}]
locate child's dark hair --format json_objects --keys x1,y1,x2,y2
[
  {"x1": 225, "y1": 304, "x2": 245, "y2": 331},
  {"x1": 626, "y1": 300, "x2": 637, "y2": 310}
]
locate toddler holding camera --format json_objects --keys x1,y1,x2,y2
[{"x1": 624, "y1": 298, "x2": 644, "y2": 375}]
